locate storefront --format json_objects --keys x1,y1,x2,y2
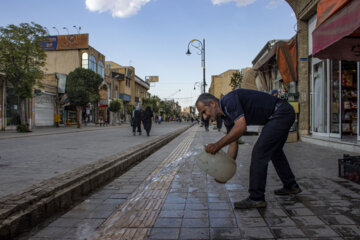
[
  {"x1": 311, "y1": 0, "x2": 360, "y2": 141},
  {"x1": 311, "y1": 58, "x2": 359, "y2": 140},
  {"x1": 98, "y1": 104, "x2": 108, "y2": 124},
  {"x1": 65, "y1": 105, "x2": 77, "y2": 125}
]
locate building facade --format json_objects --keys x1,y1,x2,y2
[{"x1": 209, "y1": 70, "x2": 240, "y2": 99}]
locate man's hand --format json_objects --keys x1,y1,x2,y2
[{"x1": 205, "y1": 143, "x2": 221, "y2": 155}]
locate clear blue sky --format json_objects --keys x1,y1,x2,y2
[{"x1": 0, "y1": 0, "x2": 296, "y2": 108}]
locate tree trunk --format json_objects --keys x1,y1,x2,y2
[
  {"x1": 20, "y1": 98, "x2": 26, "y2": 125},
  {"x1": 76, "y1": 106, "x2": 82, "y2": 128}
]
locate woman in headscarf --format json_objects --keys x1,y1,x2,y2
[
  {"x1": 132, "y1": 106, "x2": 142, "y2": 135},
  {"x1": 142, "y1": 106, "x2": 153, "y2": 136}
]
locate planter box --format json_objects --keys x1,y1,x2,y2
[{"x1": 338, "y1": 154, "x2": 360, "y2": 184}]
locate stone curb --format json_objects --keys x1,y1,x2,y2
[{"x1": 0, "y1": 124, "x2": 194, "y2": 239}]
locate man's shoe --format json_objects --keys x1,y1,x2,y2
[
  {"x1": 274, "y1": 185, "x2": 302, "y2": 195},
  {"x1": 234, "y1": 198, "x2": 267, "y2": 209}
]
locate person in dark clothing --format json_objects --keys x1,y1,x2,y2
[
  {"x1": 142, "y1": 106, "x2": 153, "y2": 136},
  {"x1": 201, "y1": 116, "x2": 209, "y2": 131},
  {"x1": 132, "y1": 106, "x2": 143, "y2": 136},
  {"x1": 196, "y1": 89, "x2": 301, "y2": 209},
  {"x1": 216, "y1": 115, "x2": 223, "y2": 132}
]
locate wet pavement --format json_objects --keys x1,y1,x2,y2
[
  {"x1": 19, "y1": 125, "x2": 360, "y2": 239},
  {"x1": 0, "y1": 122, "x2": 190, "y2": 198}
]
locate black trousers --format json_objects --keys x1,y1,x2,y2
[
  {"x1": 249, "y1": 101, "x2": 296, "y2": 201},
  {"x1": 204, "y1": 118, "x2": 209, "y2": 129},
  {"x1": 132, "y1": 120, "x2": 142, "y2": 133},
  {"x1": 216, "y1": 116, "x2": 223, "y2": 129}
]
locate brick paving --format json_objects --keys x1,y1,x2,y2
[{"x1": 20, "y1": 125, "x2": 360, "y2": 240}]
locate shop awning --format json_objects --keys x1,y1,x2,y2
[
  {"x1": 253, "y1": 47, "x2": 275, "y2": 70},
  {"x1": 252, "y1": 36, "x2": 297, "y2": 84},
  {"x1": 312, "y1": 0, "x2": 360, "y2": 61}
]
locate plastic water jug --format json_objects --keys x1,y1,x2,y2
[{"x1": 195, "y1": 149, "x2": 237, "y2": 183}]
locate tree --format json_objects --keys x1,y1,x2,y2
[
  {"x1": 108, "y1": 99, "x2": 121, "y2": 113},
  {"x1": 67, "y1": 68, "x2": 103, "y2": 128},
  {"x1": 108, "y1": 99, "x2": 121, "y2": 125},
  {"x1": 230, "y1": 71, "x2": 243, "y2": 90},
  {"x1": 0, "y1": 22, "x2": 47, "y2": 130},
  {"x1": 142, "y1": 95, "x2": 160, "y2": 113}
]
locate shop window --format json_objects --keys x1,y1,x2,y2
[
  {"x1": 89, "y1": 55, "x2": 96, "y2": 72},
  {"x1": 330, "y1": 60, "x2": 340, "y2": 134},
  {"x1": 82, "y1": 52, "x2": 88, "y2": 69},
  {"x1": 341, "y1": 61, "x2": 357, "y2": 136},
  {"x1": 98, "y1": 61, "x2": 105, "y2": 79}
]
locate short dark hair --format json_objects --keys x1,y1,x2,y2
[{"x1": 195, "y1": 93, "x2": 219, "y2": 107}]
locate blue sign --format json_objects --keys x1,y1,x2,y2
[
  {"x1": 120, "y1": 94, "x2": 131, "y2": 102},
  {"x1": 41, "y1": 36, "x2": 58, "y2": 50}
]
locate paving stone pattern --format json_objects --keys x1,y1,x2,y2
[{"x1": 21, "y1": 126, "x2": 360, "y2": 240}]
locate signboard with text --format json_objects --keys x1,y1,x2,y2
[
  {"x1": 41, "y1": 34, "x2": 89, "y2": 51},
  {"x1": 146, "y1": 76, "x2": 159, "y2": 83}
]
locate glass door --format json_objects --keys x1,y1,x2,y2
[{"x1": 312, "y1": 59, "x2": 328, "y2": 135}]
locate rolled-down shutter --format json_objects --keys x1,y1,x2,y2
[{"x1": 35, "y1": 94, "x2": 54, "y2": 126}]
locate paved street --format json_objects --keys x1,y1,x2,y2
[
  {"x1": 18, "y1": 125, "x2": 360, "y2": 240},
  {"x1": 0, "y1": 122, "x2": 191, "y2": 198}
]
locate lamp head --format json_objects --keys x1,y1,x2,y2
[{"x1": 186, "y1": 49, "x2": 191, "y2": 56}]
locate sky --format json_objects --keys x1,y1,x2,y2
[{"x1": 0, "y1": 0, "x2": 296, "y2": 109}]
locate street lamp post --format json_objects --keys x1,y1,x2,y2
[{"x1": 186, "y1": 38, "x2": 206, "y2": 94}]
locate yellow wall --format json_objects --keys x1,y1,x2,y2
[
  {"x1": 209, "y1": 69, "x2": 239, "y2": 99},
  {"x1": 44, "y1": 46, "x2": 105, "y2": 75},
  {"x1": 44, "y1": 50, "x2": 80, "y2": 74}
]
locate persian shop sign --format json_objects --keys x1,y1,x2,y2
[{"x1": 41, "y1": 34, "x2": 89, "y2": 50}]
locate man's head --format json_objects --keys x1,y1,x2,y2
[
  {"x1": 271, "y1": 89, "x2": 278, "y2": 97},
  {"x1": 195, "y1": 93, "x2": 221, "y2": 121}
]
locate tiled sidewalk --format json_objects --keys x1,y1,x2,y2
[{"x1": 21, "y1": 126, "x2": 360, "y2": 239}]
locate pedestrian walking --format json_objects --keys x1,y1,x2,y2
[
  {"x1": 271, "y1": 89, "x2": 279, "y2": 97},
  {"x1": 157, "y1": 115, "x2": 162, "y2": 124},
  {"x1": 216, "y1": 115, "x2": 222, "y2": 132},
  {"x1": 195, "y1": 89, "x2": 301, "y2": 209},
  {"x1": 202, "y1": 116, "x2": 209, "y2": 131},
  {"x1": 132, "y1": 106, "x2": 143, "y2": 136},
  {"x1": 142, "y1": 106, "x2": 153, "y2": 136}
]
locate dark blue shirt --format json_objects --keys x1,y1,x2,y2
[{"x1": 219, "y1": 89, "x2": 278, "y2": 132}]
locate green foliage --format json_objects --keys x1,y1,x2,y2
[
  {"x1": 159, "y1": 101, "x2": 172, "y2": 115},
  {"x1": 16, "y1": 124, "x2": 31, "y2": 132},
  {"x1": 0, "y1": 22, "x2": 47, "y2": 99},
  {"x1": 127, "y1": 105, "x2": 135, "y2": 115},
  {"x1": 67, "y1": 68, "x2": 103, "y2": 107},
  {"x1": 109, "y1": 99, "x2": 121, "y2": 112},
  {"x1": 230, "y1": 71, "x2": 243, "y2": 90},
  {"x1": 142, "y1": 95, "x2": 160, "y2": 113}
]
